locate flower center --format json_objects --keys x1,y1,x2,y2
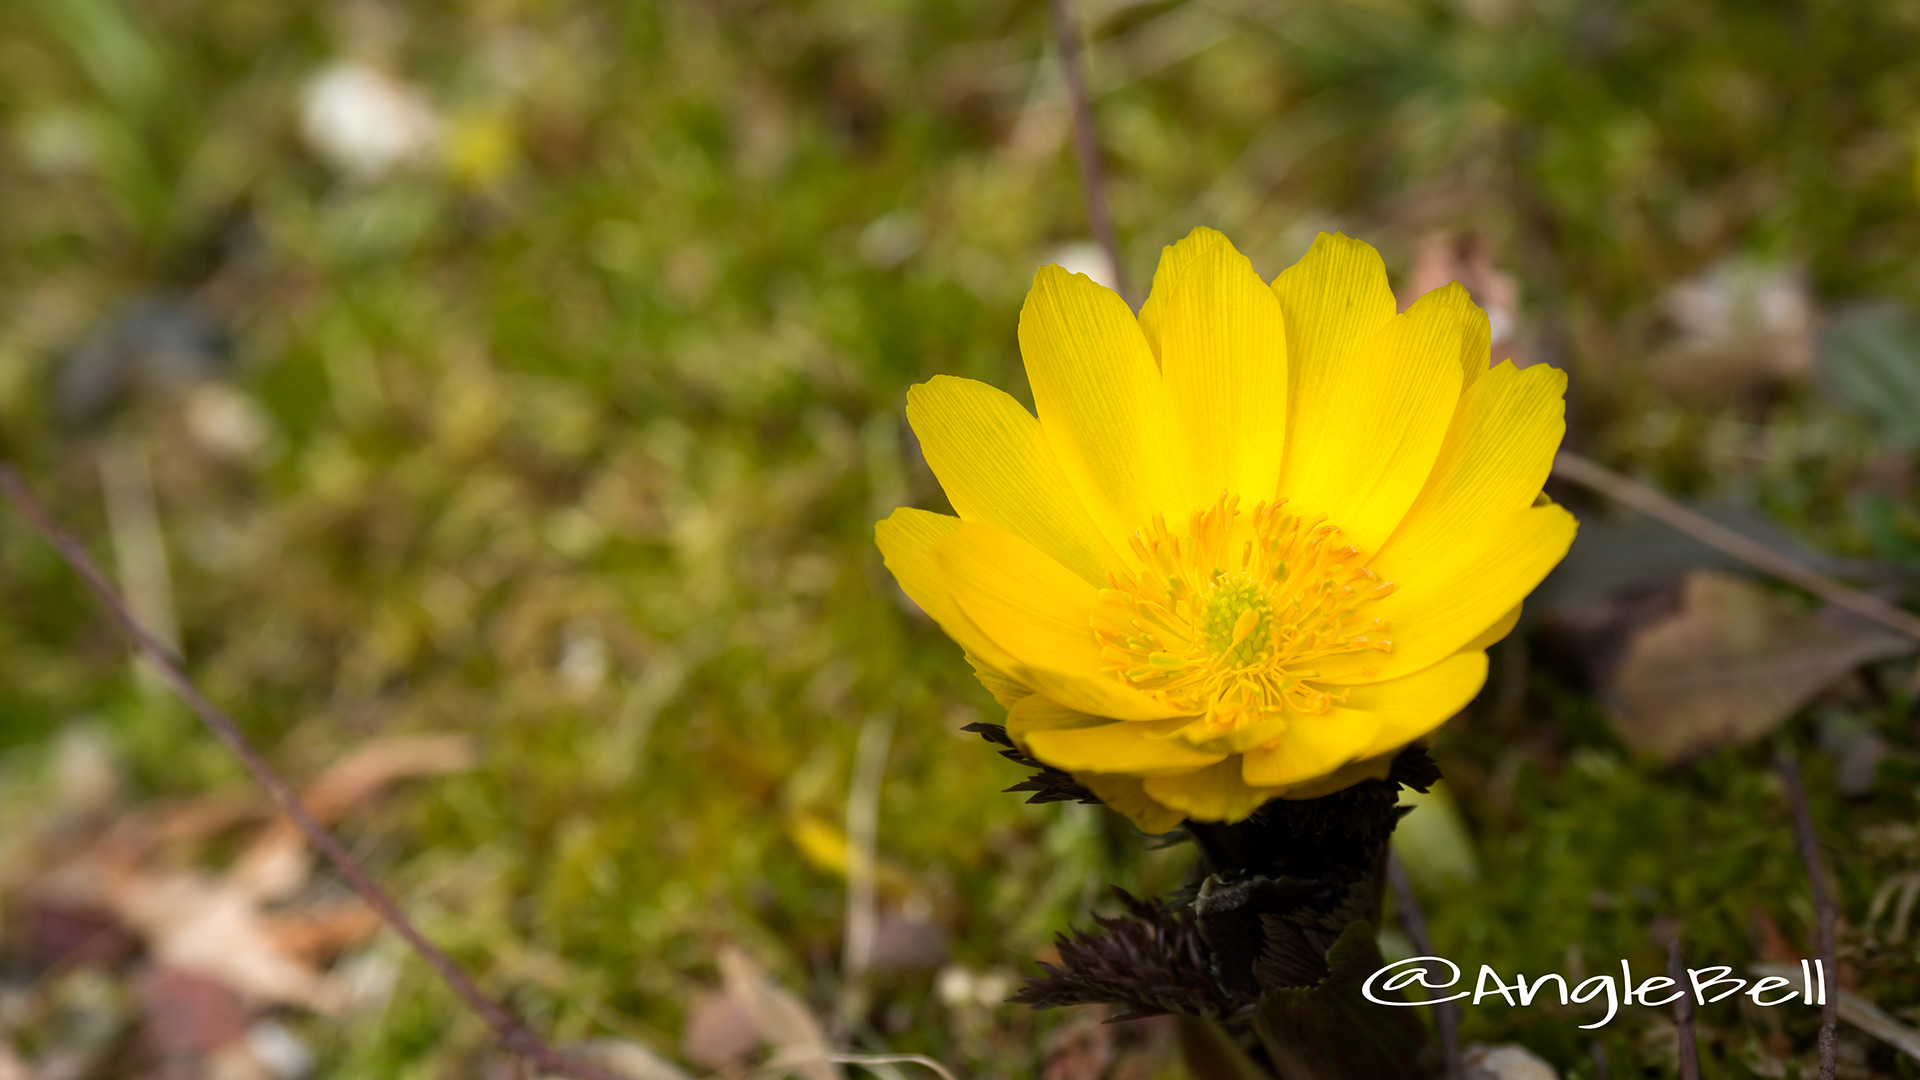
[{"x1": 1091, "y1": 495, "x2": 1397, "y2": 735}]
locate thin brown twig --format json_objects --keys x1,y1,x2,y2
[
  {"x1": 1386, "y1": 852, "x2": 1461, "y2": 1080},
  {"x1": 1665, "y1": 937, "x2": 1700, "y2": 1080},
  {"x1": 1047, "y1": 0, "x2": 1132, "y2": 307},
  {"x1": 1776, "y1": 750, "x2": 1840, "y2": 1080},
  {"x1": 1551, "y1": 451, "x2": 1920, "y2": 645},
  {"x1": 0, "y1": 464, "x2": 622, "y2": 1080}
]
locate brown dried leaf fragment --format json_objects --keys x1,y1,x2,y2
[{"x1": 1607, "y1": 571, "x2": 1912, "y2": 763}]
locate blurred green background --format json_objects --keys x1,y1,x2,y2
[{"x1": 5, "y1": 1, "x2": 1920, "y2": 1077}]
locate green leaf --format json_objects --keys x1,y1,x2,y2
[
  {"x1": 1176, "y1": 1016, "x2": 1279, "y2": 1080},
  {"x1": 1251, "y1": 921, "x2": 1438, "y2": 1080},
  {"x1": 1820, "y1": 304, "x2": 1920, "y2": 448},
  {"x1": 1391, "y1": 783, "x2": 1479, "y2": 889}
]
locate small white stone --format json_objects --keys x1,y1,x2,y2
[
  {"x1": 185, "y1": 384, "x2": 275, "y2": 462},
  {"x1": 246, "y1": 1020, "x2": 314, "y2": 1080},
  {"x1": 1045, "y1": 241, "x2": 1120, "y2": 292},
  {"x1": 300, "y1": 62, "x2": 441, "y2": 180},
  {"x1": 935, "y1": 964, "x2": 975, "y2": 1007},
  {"x1": 858, "y1": 211, "x2": 923, "y2": 269},
  {"x1": 972, "y1": 969, "x2": 1015, "y2": 1009},
  {"x1": 1463, "y1": 1042, "x2": 1560, "y2": 1080},
  {"x1": 558, "y1": 619, "x2": 610, "y2": 696}
]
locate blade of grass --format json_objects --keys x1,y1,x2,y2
[
  {"x1": 839, "y1": 709, "x2": 895, "y2": 1022},
  {"x1": 826, "y1": 1054, "x2": 962, "y2": 1080}
]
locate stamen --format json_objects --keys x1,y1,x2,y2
[{"x1": 1091, "y1": 494, "x2": 1392, "y2": 734}]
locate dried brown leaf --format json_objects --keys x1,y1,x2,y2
[
  {"x1": 24, "y1": 901, "x2": 137, "y2": 969},
  {"x1": 228, "y1": 827, "x2": 312, "y2": 903},
  {"x1": 115, "y1": 871, "x2": 345, "y2": 1012},
  {"x1": 583, "y1": 1039, "x2": 698, "y2": 1080},
  {"x1": 15, "y1": 734, "x2": 476, "y2": 1015},
  {"x1": 865, "y1": 916, "x2": 947, "y2": 974},
  {"x1": 682, "y1": 991, "x2": 761, "y2": 1070},
  {"x1": 1404, "y1": 232, "x2": 1526, "y2": 361},
  {"x1": 138, "y1": 967, "x2": 251, "y2": 1054},
  {"x1": 1607, "y1": 571, "x2": 1913, "y2": 763},
  {"x1": 299, "y1": 734, "x2": 476, "y2": 824},
  {"x1": 716, "y1": 946, "x2": 844, "y2": 1080},
  {"x1": 261, "y1": 901, "x2": 383, "y2": 961}
]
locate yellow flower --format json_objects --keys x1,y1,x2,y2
[{"x1": 876, "y1": 228, "x2": 1575, "y2": 832}]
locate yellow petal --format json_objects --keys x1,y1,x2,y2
[
  {"x1": 1278, "y1": 282, "x2": 1469, "y2": 554},
  {"x1": 1313, "y1": 503, "x2": 1575, "y2": 685},
  {"x1": 1177, "y1": 711, "x2": 1290, "y2": 755},
  {"x1": 906, "y1": 375, "x2": 1124, "y2": 585},
  {"x1": 875, "y1": 508, "x2": 1011, "y2": 664},
  {"x1": 1381, "y1": 360, "x2": 1566, "y2": 551},
  {"x1": 1272, "y1": 232, "x2": 1397, "y2": 489},
  {"x1": 878, "y1": 509, "x2": 1042, "y2": 704},
  {"x1": 1456, "y1": 294, "x2": 1492, "y2": 394},
  {"x1": 1353, "y1": 650, "x2": 1489, "y2": 759},
  {"x1": 1310, "y1": 361, "x2": 1573, "y2": 683},
  {"x1": 1275, "y1": 752, "x2": 1397, "y2": 800},
  {"x1": 788, "y1": 811, "x2": 852, "y2": 875},
  {"x1": 967, "y1": 654, "x2": 1031, "y2": 709},
  {"x1": 1143, "y1": 759, "x2": 1282, "y2": 824},
  {"x1": 1003, "y1": 693, "x2": 1124, "y2": 735},
  {"x1": 1135, "y1": 230, "x2": 1199, "y2": 364},
  {"x1": 1010, "y1": 696, "x2": 1221, "y2": 775},
  {"x1": 1240, "y1": 708, "x2": 1384, "y2": 790},
  {"x1": 935, "y1": 521, "x2": 1102, "y2": 672},
  {"x1": 1244, "y1": 652, "x2": 1486, "y2": 787},
  {"x1": 937, "y1": 521, "x2": 1181, "y2": 720},
  {"x1": 1075, "y1": 772, "x2": 1188, "y2": 834},
  {"x1": 1147, "y1": 227, "x2": 1290, "y2": 516},
  {"x1": 1019, "y1": 265, "x2": 1178, "y2": 543},
  {"x1": 1459, "y1": 602, "x2": 1522, "y2": 654}
]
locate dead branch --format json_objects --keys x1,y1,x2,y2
[
  {"x1": 1552, "y1": 451, "x2": 1920, "y2": 645},
  {"x1": 1776, "y1": 751, "x2": 1840, "y2": 1080},
  {"x1": 1665, "y1": 937, "x2": 1700, "y2": 1080},
  {"x1": 1387, "y1": 852, "x2": 1461, "y2": 1080},
  {"x1": 1047, "y1": 0, "x2": 1131, "y2": 307}
]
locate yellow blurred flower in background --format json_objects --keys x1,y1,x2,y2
[{"x1": 877, "y1": 228, "x2": 1575, "y2": 831}]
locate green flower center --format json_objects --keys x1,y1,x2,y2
[{"x1": 1199, "y1": 574, "x2": 1275, "y2": 667}]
